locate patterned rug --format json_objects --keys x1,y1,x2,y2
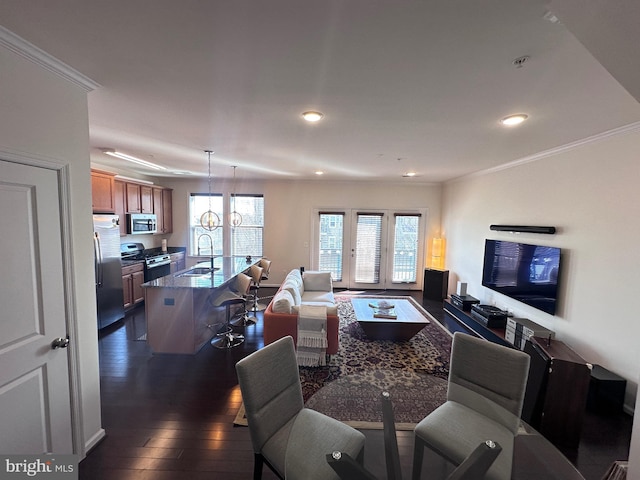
[
  {"x1": 302, "y1": 295, "x2": 452, "y2": 429},
  {"x1": 235, "y1": 295, "x2": 453, "y2": 430}
]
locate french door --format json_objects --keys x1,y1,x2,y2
[{"x1": 314, "y1": 209, "x2": 426, "y2": 290}]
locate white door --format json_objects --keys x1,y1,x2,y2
[{"x1": 0, "y1": 160, "x2": 73, "y2": 453}]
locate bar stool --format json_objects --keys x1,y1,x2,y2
[
  {"x1": 246, "y1": 264, "x2": 264, "y2": 323},
  {"x1": 253, "y1": 258, "x2": 272, "y2": 311},
  {"x1": 231, "y1": 269, "x2": 256, "y2": 327},
  {"x1": 208, "y1": 273, "x2": 252, "y2": 349}
]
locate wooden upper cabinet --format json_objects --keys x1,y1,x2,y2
[
  {"x1": 126, "y1": 183, "x2": 153, "y2": 214},
  {"x1": 91, "y1": 170, "x2": 116, "y2": 213},
  {"x1": 152, "y1": 187, "x2": 164, "y2": 232},
  {"x1": 92, "y1": 170, "x2": 172, "y2": 234},
  {"x1": 114, "y1": 180, "x2": 127, "y2": 236},
  {"x1": 126, "y1": 183, "x2": 141, "y2": 213},
  {"x1": 162, "y1": 188, "x2": 173, "y2": 233},
  {"x1": 152, "y1": 187, "x2": 173, "y2": 234},
  {"x1": 140, "y1": 185, "x2": 153, "y2": 213}
]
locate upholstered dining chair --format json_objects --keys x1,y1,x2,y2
[
  {"x1": 326, "y1": 391, "x2": 502, "y2": 480},
  {"x1": 412, "y1": 332, "x2": 530, "y2": 480},
  {"x1": 236, "y1": 336, "x2": 365, "y2": 480}
]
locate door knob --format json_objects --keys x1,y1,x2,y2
[{"x1": 51, "y1": 336, "x2": 70, "y2": 350}]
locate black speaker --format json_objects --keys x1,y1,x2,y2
[
  {"x1": 489, "y1": 225, "x2": 556, "y2": 234},
  {"x1": 423, "y1": 269, "x2": 449, "y2": 301}
]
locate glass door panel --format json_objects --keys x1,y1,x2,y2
[
  {"x1": 318, "y1": 212, "x2": 345, "y2": 282},
  {"x1": 391, "y1": 214, "x2": 420, "y2": 283},
  {"x1": 350, "y1": 212, "x2": 386, "y2": 289}
]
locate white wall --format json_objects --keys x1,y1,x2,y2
[
  {"x1": 160, "y1": 177, "x2": 443, "y2": 286},
  {"x1": 442, "y1": 127, "x2": 640, "y2": 411},
  {"x1": 0, "y1": 43, "x2": 103, "y2": 452}
]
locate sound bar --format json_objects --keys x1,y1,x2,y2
[{"x1": 489, "y1": 225, "x2": 556, "y2": 234}]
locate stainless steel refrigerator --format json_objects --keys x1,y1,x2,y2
[{"x1": 93, "y1": 214, "x2": 125, "y2": 329}]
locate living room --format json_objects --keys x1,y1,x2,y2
[{"x1": 1, "y1": 1, "x2": 640, "y2": 478}]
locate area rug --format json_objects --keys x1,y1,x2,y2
[{"x1": 235, "y1": 295, "x2": 452, "y2": 430}]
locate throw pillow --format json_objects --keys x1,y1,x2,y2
[
  {"x1": 281, "y1": 281, "x2": 302, "y2": 305},
  {"x1": 271, "y1": 290, "x2": 294, "y2": 313},
  {"x1": 286, "y1": 269, "x2": 305, "y2": 294},
  {"x1": 302, "y1": 271, "x2": 332, "y2": 291}
]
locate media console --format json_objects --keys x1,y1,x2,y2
[
  {"x1": 443, "y1": 299, "x2": 512, "y2": 347},
  {"x1": 443, "y1": 298, "x2": 590, "y2": 450}
]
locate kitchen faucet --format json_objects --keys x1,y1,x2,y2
[
  {"x1": 197, "y1": 233, "x2": 213, "y2": 256},
  {"x1": 197, "y1": 233, "x2": 215, "y2": 270}
]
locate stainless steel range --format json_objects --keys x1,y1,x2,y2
[
  {"x1": 144, "y1": 252, "x2": 171, "y2": 280},
  {"x1": 121, "y1": 242, "x2": 172, "y2": 282}
]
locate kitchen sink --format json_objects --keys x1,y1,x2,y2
[{"x1": 176, "y1": 267, "x2": 219, "y2": 277}]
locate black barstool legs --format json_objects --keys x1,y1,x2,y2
[{"x1": 211, "y1": 303, "x2": 245, "y2": 349}]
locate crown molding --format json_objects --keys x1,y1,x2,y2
[
  {"x1": 0, "y1": 26, "x2": 101, "y2": 92},
  {"x1": 448, "y1": 121, "x2": 640, "y2": 184}
]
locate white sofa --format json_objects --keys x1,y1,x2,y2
[{"x1": 263, "y1": 269, "x2": 340, "y2": 354}]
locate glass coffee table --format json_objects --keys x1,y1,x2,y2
[{"x1": 350, "y1": 297, "x2": 431, "y2": 341}]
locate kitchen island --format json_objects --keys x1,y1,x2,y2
[{"x1": 142, "y1": 256, "x2": 258, "y2": 354}]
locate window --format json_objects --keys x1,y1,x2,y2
[
  {"x1": 318, "y1": 212, "x2": 344, "y2": 281},
  {"x1": 230, "y1": 194, "x2": 264, "y2": 257},
  {"x1": 189, "y1": 193, "x2": 264, "y2": 257},
  {"x1": 190, "y1": 194, "x2": 223, "y2": 256}
]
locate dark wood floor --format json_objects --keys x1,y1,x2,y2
[{"x1": 80, "y1": 289, "x2": 632, "y2": 480}]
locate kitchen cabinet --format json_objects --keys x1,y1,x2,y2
[
  {"x1": 161, "y1": 188, "x2": 173, "y2": 233},
  {"x1": 126, "y1": 183, "x2": 141, "y2": 213},
  {"x1": 152, "y1": 187, "x2": 173, "y2": 234},
  {"x1": 114, "y1": 180, "x2": 127, "y2": 235},
  {"x1": 125, "y1": 182, "x2": 153, "y2": 214},
  {"x1": 91, "y1": 170, "x2": 116, "y2": 213},
  {"x1": 93, "y1": 169, "x2": 173, "y2": 233},
  {"x1": 170, "y1": 252, "x2": 185, "y2": 274},
  {"x1": 140, "y1": 185, "x2": 153, "y2": 213},
  {"x1": 122, "y1": 263, "x2": 145, "y2": 309}
]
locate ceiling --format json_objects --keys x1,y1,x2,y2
[{"x1": 1, "y1": 0, "x2": 639, "y2": 182}]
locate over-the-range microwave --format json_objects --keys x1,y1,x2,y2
[{"x1": 127, "y1": 213, "x2": 157, "y2": 235}]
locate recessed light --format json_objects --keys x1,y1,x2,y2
[
  {"x1": 403, "y1": 172, "x2": 417, "y2": 177},
  {"x1": 302, "y1": 111, "x2": 324, "y2": 122},
  {"x1": 501, "y1": 114, "x2": 528, "y2": 126},
  {"x1": 315, "y1": 170, "x2": 324, "y2": 175}
]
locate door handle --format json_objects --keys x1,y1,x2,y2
[{"x1": 51, "y1": 336, "x2": 70, "y2": 350}]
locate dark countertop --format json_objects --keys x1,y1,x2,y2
[
  {"x1": 144, "y1": 246, "x2": 186, "y2": 256},
  {"x1": 141, "y1": 256, "x2": 257, "y2": 290},
  {"x1": 121, "y1": 259, "x2": 145, "y2": 267}
]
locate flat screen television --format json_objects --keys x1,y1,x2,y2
[{"x1": 482, "y1": 239, "x2": 561, "y2": 315}]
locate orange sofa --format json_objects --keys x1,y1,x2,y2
[{"x1": 263, "y1": 270, "x2": 340, "y2": 355}]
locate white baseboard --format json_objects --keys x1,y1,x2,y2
[{"x1": 82, "y1": 428, "x2": 106, "y2": 459}]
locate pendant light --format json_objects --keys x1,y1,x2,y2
[
  {"x1": 229, "y1": 166, "x2": 242, "y2": 227},
  {"x1": 200, "y1": 150, "x2": 220, "y2": 231}
]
